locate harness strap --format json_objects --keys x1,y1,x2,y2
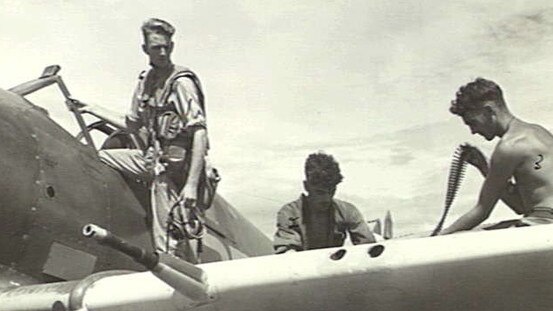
[
  {"x1": 166, "y1": 201, "x2": 206, "y2": 261},
  {"x1": 159, "y1": 68, "x2": 205, "y2": 120}
]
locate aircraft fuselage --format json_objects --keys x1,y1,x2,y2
[{"x1": 0, "y1": 88, "x2": 272, "y2": 288}]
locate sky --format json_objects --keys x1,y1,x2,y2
[{"x1": 2, "y1": 0, "x2": 553, "y2": 238}]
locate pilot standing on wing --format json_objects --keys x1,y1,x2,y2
[
  {"x1": 273, "y1": 152, "x2": 375, "y2": 254},
  {"x1": 79, "y1": 18, "x2": 209, "y2": 262},
  {"x1": 441, "y1": 78, "x2": 553, "y2": 234}
]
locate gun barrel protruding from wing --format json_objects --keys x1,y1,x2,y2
[
  {"x1": 82, "y1": 224, "x2": 158, "y2": 269},
  {"x1": 83, "y1": 224, "x2": 210, "y2": 305}
]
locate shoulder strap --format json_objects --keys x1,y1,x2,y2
[
  {"x1": 160, "y1": 66, "x2": 205, "y2": 118},
  {"x1": 160, "y1": 66, "x2": 210, "y2": 150}
]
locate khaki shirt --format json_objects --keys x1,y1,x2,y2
[
  {"x1": 273, "y1": 195, "x2": 375, "y2": 254},
  {"x1": 126, "y1": 65, "x2": 207, "y2": 161},
  {"x1": 127, "y1": 65, "x2": 206, "y2": 135}
]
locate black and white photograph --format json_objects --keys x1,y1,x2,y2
[{"x1": 1, "y1": 1, "x2": 553, "y2": 310}]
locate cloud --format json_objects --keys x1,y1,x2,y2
[
  {"x1": 3, "y1": 1, "x2": 551, "y2": 240},
  {"x1": 389, "y1": 148, "x2": 415, "y2": 166},
  {"x1": 485, "y1": 8, "x2": 553, "y2": 47}
]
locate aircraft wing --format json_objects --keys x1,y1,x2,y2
[
  {"x1": 3, "y1": 224, "x2": 553, "y2": 311},
  {"x1": 0, "y1": 271, "x2": 203, "y2": 311}
]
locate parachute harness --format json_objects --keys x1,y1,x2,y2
[
  {"x1": 430, "y1": 145, "x2": 468, "y2": 236},
  {"x1": 138, "y1": 68, "x2": 212, "y2": 261},
  {"x1": 166, "y1": 199, "x2": 206, "y2": 257}
]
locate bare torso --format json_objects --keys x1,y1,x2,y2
[{"x1": 498, "y1": 121, "x2": 553, "y2": 213}]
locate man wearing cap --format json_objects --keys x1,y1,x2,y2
[
  {"x1": 273, "y1": 152, "x2": 375, "y2": 254},
  {"x1": 79, "y1": 18, "x2": 209, "y2": 261}
]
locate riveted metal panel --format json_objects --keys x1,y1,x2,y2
[
  {"x1": 0, "y1": 91, "x2": 40, "y2": 269},
  {"x1": 15, "y1": 106, "x2": 110, "y2": 280}
]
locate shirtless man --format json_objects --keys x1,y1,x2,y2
[{"x1": 441, "y1": 78, "x2": 553, "y2": 234}]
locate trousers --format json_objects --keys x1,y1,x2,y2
[
  {"x1": 99, "y1": 149, "x2": 198, "y2": 262},
  {"x1": 519, "y1": 207, "x2": 553, "y2": 226}
]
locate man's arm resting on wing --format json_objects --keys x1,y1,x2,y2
[
  {"x1": 439, "y1": 204, "x2": 491, "y2": 234},
  {"x1": 348, "y1": 206, "x2": 376, "y2": 244},
  {"x1": 441, "y1": 142, "x2": 522, "y2": 234}
]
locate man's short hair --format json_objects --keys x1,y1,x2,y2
[
  {"x1": 142, "y1": 18, "x2": 175, "y2": 41},
  {"x1": 450, "y1": 78, "x2": 505, "y2": 116},
  {"x1": 304, "y1": 152, "x2": 343, "y2": 190}
]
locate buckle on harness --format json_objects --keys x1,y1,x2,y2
[{"x1": 167, "y1": 199, "x2": 206, "y2": 241}]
